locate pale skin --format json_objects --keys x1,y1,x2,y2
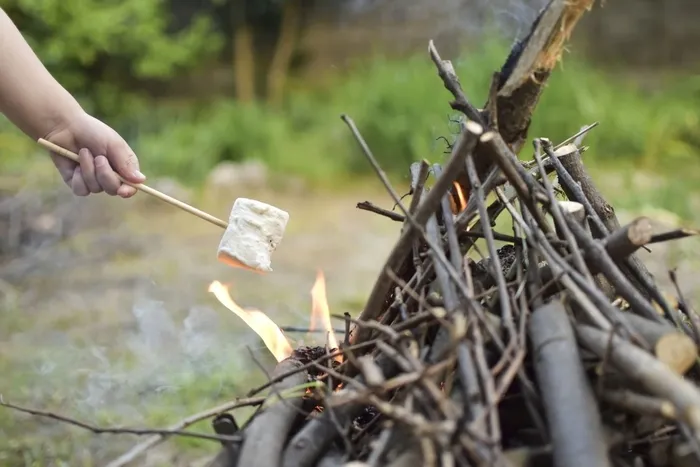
[{"x1": 0, "y1": 8, "x2": 146, "y2": 198}]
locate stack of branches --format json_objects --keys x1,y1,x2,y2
[
  {"x1": 194, "y1": 0, "x2": 700, "y2": 465},
  {"x1": 13, "y1": 0, "x2": 700, "y2": 466}
]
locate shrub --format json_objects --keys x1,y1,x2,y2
[{"x1": 132, "y1": 42, "x2": 700, "y2": 185}]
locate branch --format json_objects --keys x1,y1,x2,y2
[
  {"x1": 282, "y1": 354, "x2": 402, "y2": 467},
  {"x1": 344, "y1": 114, "x2": 481, "y2": 346},
  {"x1": 576, "y1": 324, "x2": 700, "y2": 436},
  {"x1": 529, "y1": 300, "x2": 610, "y2": 467},
  {"x1": 649, "y1": 228, "x2": 700, "y2": 245},
  {"x1": 601, "y1": 217, "x2": 653, "y2": 259},
  {"x1": 496, "y1": 0, "x2": 595, "y2": 152},
  {"x1": 427, "y1": 40, "x2": 483, "y2": 123},
  {"x1": 357, "y1": 201, "x2": 405, "y2": 222},
  {"x1": 0, "y1": 396, "x2": 246, "y2": 444},
  {"x1": 106, "y1": 397, "x2": 263, "y2": 467},
  {"x1": 600, "y1": 389, "x2": 676, "y2": 420},
  {"x1": 237, "y1": 356, "x2": 309, "y2": 467}
]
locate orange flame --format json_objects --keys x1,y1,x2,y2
[
  {"x1": 309, "y1": 270, "x2": 340, "y2": 359},
  {"x1": 452, "y1": 181, "x2": 468, "y2": 213},
  {"x1": 208, "y1": 281, "x2": 293, "y2": 362}
]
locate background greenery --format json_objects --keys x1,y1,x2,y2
[{"x1": 2, "y1": 0, "x2": 699, "y2": 190}]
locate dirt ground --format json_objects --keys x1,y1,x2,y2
[
  {"x1": 1, "y1": 171, "x2": 699, "y2": 466},
  {"x1": 0, "y1": 178, "x2": 401, "y2": 466}
]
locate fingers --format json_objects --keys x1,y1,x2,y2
[
  {"x1": 71, "y1": 149, "x2": 137, "y2": 198},
  {"x1": 94, "y1": 155, "x2": 122, "y2": 196},
  {"x1": 78, "y1": 148, "x2": 103, "y2": 194},
  {"x1": 107, "y1": 139, "x2": 146, "y2": 184},
  {"x1": 71, "y1": 167, "x2": 90, "y2": 197},
  {"x1": 46, "y1": 113, "x2": 145, "y2": 199},
  {"x1": 51, "y1": 153, "x2": 94, "y2": 198},
  {"x1": 49, "y1": 153, "x2": 78, "y2": 187},
  {"x1": 117, "y1": 184, "x2": 138, "y2": 199}
]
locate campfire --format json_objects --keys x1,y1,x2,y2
[
  {"x1": 208, "y1": 280, "x2": 294, "y2": 362},
  {"x1": 98, "y1": 1, "x2": 700, "y2": 466},
  {"x1": 207, "y1": 269, "x2": 340, "y2": 363}
]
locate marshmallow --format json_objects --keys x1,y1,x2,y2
[{"x1": 217, "y1": 198, "x2": 290, "y2": 273}]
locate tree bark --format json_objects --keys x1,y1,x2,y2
[
  {"x1": 232, "y1": 0, "x2": 256, "y2": 102},
  {"x1": 267, "y1": 0, "x2": 302, "y2": 106}
]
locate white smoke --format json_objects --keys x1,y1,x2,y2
[
  {"x1": 14, "y1": 296, "x2": 275, "y2": 432},
  {"x1": 338, "y1": 0, "x2": 550, "y2": 44}
]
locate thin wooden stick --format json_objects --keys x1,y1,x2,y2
[
  {"x1": 0, "y1": 396, "x2": 244, "y2": 444},
  {"x1": 38, "y1": 138, "x2": 228, "y2": 229}
]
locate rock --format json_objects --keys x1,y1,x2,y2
[{"x1": 206, "y1": 160, "x2": 268, "y2": 191}]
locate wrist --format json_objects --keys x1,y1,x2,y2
[{"x1": 39, "y1": 98, "x2": 85, "y2": 140}]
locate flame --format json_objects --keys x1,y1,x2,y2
[
  {"x1": 452, "y1": 181, "x2": 468, "y2": 213},
  {"x1": 208, "y1": 281, "x2": 293, "y2": 362},
  {"x1": 309, "y1": 270, "x2": 340, "y2": 358}
]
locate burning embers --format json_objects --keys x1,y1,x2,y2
[{"x1": 207, "y1": 270, "x2": 340, "y2": 363}]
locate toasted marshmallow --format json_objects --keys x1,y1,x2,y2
[{"x1": 217, "y1": 198, "x2": 289, "y2": 272}]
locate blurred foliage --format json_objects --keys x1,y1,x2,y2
[
  {"x1": 1, "y1": 2, "x2": 699, "y2": 187},
  {"x1": 2, "y1": 0, "x2": 223, "y2": 119},
  {"x1": 130, "y1": 41, "x2": 700, "y2": 185}
]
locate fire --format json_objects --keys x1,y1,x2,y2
[
  {"x1": 207, "y1": 270, "x2": 341, "y2": 364},
  {"x1": 309, "y1": 270, "x2": 341, "y2": 357},
  {"x1": 207, "y1": 281, "x2": 293, "y2": 362},
  {"x1": 452, "y1": 181, "x2": 468, "y2": 213}
]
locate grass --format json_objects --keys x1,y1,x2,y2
[{"x1": 0, "y1": 300, "x2": 273, "y2": 464}]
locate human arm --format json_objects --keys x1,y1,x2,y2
[{"x1": 0, "y1": 8, "x2": 145, "y2": 197}]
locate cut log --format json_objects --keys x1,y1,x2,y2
[
  {"x1": 530, "y1": 300, "x2": 611, "y2": 467},
  {"x1": 225, "y1": 356, "x2": 308, "y2": 467}
]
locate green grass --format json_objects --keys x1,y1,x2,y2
[{"x1": 0, "y1": 330, "x2": 271, "y2": 464}]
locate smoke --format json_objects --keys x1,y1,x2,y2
[
  {"x1": 339, "y1": 0, "x2": 550, "y2": 44},
  {"x1": 18, "y1": 296, "x2": 276, "y2": 430}
]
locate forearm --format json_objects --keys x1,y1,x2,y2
[{"x1": 0, "y1": 8, "x2": 83, "y2": 140}]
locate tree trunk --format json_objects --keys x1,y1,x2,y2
[
  {"x1": 232, "y1": 0, "x2": 256, "y2": 102},
  {"x1": 266, "y1": 0, "x2": 302, "y2": 106}
]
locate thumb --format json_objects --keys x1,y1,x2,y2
[{"x1": 107, "y1": 139, "x2": 146, "y2": 184}]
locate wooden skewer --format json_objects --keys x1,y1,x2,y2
[{"x1": 37, "y1": 138, "x2": 229, "y2": 229}]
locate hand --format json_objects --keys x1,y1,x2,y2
[{"x1": 43, "y1": 111, "x2": 146, "y2": 198}]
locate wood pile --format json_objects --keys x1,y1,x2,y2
[{"x1": 109, "y1": 0, "x2": 700, "y2": 465}]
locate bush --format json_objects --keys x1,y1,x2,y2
[
  {"x1": 3, "y1": 0, "x2": 222, "y2": 120},
  {"x1": 130, "y1": 42, "x2": 700, "y2": 185}
]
